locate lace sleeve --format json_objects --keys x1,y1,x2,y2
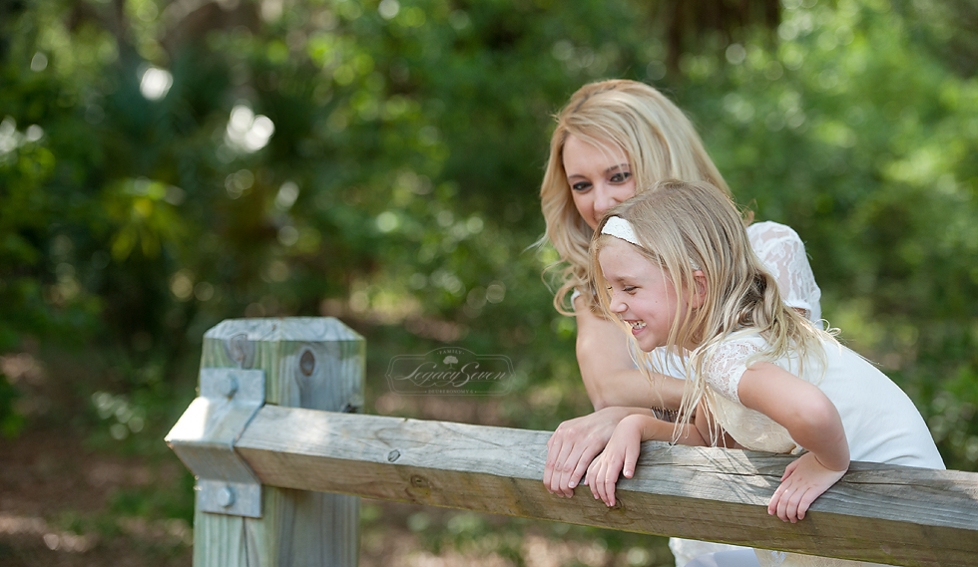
[
  {"x1": 702, "y1": 337, "x2": 765, "y2": 403},
  {"x1": 746, "y1": 221, "x2": 822, "y2": 327}
]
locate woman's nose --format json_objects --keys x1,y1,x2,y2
[{"x1": 594, "y1": 185, "x2": 622, "y2": 218}]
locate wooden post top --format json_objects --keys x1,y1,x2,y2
[{"x1": 203, "y1": 317, "x2": 363, "y2": 343}]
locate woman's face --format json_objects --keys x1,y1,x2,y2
[{"x1": 562, "y1": 134, "x2": 637, "y2": 230}]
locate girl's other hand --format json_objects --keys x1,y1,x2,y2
[
  {"x1": 768, "y1": 451, "x2": 847, "y2": 523},
  {"x1": 584, "y1": 415, "x2": 644, "y2": 506}
]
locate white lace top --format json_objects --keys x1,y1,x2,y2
[{"x1": 699, "y1": 331, "x2": 945, "y2": 567}]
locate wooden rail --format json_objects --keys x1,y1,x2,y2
[
  {"x1": 167, "y1": 318, "x2": 978, "y2": 567},
  {"x1": 236, "y1": 406, "x2": 978, "y2": 567}
]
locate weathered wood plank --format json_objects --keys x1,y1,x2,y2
[
  {"x1": 193, "y1": 317, "x2": 364, "y2": 567},
  {"x1": 236, "y1": 407, "x2": 978, "y2": 567}
]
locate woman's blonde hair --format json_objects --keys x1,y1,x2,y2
[
  {"x1": 540, "y1": 79, "x2": 731, "y2": 315},
  {"x1": 590, "y1": 180, "x2": 832, "y2": 444}
]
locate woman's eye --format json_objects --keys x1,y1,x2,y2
[
  {"x1": 571, "y1": 181, "x2": 591, "y2": 192},
  {"x1": 610, "y1": 171, "x2": 631, "y2": 183}
]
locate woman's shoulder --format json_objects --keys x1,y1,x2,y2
[{"x1": 746, "y1": 220, "x2": 802, "y2": 242}]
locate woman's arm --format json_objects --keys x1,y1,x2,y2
[
  {"x1": 737, "y1": 362, "x2": 849, "y2": 522},
  {"x1": 543, "y1": 296, "x2": 687, "y2": 497},
  {"x1": 575, "y1": 295, "x2": 684, "y2": 410}
]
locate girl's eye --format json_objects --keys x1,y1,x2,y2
[
  {"x1": 622, "y1": 286, "x2": 636, "y2": 293},
  {"x1": 610, "y1": 171, "x2": 631, "y2": 183},
  {"x1": 571, "y1": 181, "x2": 591, "y2": 192}
]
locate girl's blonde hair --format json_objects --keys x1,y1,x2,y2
[
  {"x1": 540, "y1": 79, "x2": 731, "y2": 315},
  {"x1": 590, "y1": 180, "x2": 832, "y2": 444}
]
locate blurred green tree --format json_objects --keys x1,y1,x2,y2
[{"x1": 0, "y1": 0, "x2": 976, "y2": 479}]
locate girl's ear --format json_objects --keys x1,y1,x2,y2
[{"x1": 689, "y1": 270, "x2": 708, "y2": 309}]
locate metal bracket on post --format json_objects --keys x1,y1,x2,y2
[{"x1": 165, "y1": 368, "x2": 265, "y2": 518}]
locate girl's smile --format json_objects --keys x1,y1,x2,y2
[{"x1": 598, "y1": 238, "x2": 687, "y2": 352}]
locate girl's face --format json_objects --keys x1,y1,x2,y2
[
  {"x1": 563, "y1": 135, "x2": 637, "y2": 230},
  {"x1": 599, "y1": 238, "x2": 690, "y2": 353}
]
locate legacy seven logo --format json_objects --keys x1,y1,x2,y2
[{"x1": 386, "y1": 347, "x2": 514, "y2": 395}]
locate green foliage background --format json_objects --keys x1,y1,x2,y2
[{"x1": 1, "y1": 0, "x2": 977, "y2": 561}]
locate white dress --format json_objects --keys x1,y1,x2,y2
[
  {"x1": 668, "y1": 221, "x2": 823, "y2": 566},
  {"x1": 700, "y1": 331, "x2": 944, "y2": 567}
]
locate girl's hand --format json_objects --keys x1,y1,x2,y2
[
  {"x1": 545, "y1": 408, "x2": 634, "y2": 497},
  {"x1": 768, "y1": 451, "x2": 847, "y2": 523},
  {"x1": 584, "y1": 415, "x2": 644, "y2": 507}
]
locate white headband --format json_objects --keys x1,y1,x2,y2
[
  {"x1": 600, "y1": 215, "x2": 701, "y2": 271},
  {"x1": 600, "y1": 216, "x2": 641, "y2": 247}
]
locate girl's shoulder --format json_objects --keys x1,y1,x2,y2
[{"x1": 699, "y1": 330, "x2": 770, "y2": 402}]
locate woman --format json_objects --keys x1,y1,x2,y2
[{"x1": 539, "y1": 79, "x2": 823, "y2": 566}]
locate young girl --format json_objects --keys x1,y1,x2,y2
[{"x1": 585, "y1": 180, "x2": 944, "y2": 567}]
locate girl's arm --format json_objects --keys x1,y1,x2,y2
[
  {"x1": 737, "y1": 362, "x2": 849, "y2": 522},
  {"x1": 585, "y1": 409, "x2": 710, "y2": 507}
]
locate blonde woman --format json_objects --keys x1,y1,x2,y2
[
  {"x1": 540, "y1": 80, "x2": 822, "y2": 565},
  {"x1": 584, "y1": 180, "x2": 943, "y2": 567}
]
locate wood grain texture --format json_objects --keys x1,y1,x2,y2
[
  {"x1": 236, "y1": 408, "x2": 978, "y2": 567},
  {"x1": 194, "y1": 317, "x2": 364, "y2": 567}
]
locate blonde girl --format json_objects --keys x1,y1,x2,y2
[
  {"x1": 541, "y1": 79, "x2": 822, "y2": 564},
  {"x1": 585, "y1": 180, "x2": 944, "y2": 567}
]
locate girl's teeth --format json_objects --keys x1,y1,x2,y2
[{"x1": 630, "y1": 321, "x2": 646, "y2": 330}]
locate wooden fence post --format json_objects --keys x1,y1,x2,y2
[{"x1": 191, "y1": 317, "x2": 364, "y2": 567}]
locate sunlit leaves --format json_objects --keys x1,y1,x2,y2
[{"x1": 103, "y1": 178, "x2": 185, "y2": 260}]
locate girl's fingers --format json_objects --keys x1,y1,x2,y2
[
  {"x1": 796, "y1": 487, "x2": 814, "y2": 521},
  {"x1": 785, "y1": 490, "x2": 803, "y2": 524},
  {"x1": 768, "y1": 481, "x2": 788, "y2": 516},
  {"x1": 604, "y1": 479, "x2": 615, "y2": 506},
  {"x1": 587, "y1": 457, "x2": 617, "y2": 507},
  {"x1": 781, "y1": 459, "x2": 799, "y2": 481},
  {"x1": 623, "y1": 440, "x2": 640, "y2": 479},
  {"x1": 586, "y1": 460, "x2": 603, "y2": 500}
]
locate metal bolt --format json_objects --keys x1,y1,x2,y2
[
  {"x1": 218, "y1": 485, "x2": 236, "y2": 508},
  {"x1": 388, "y1": 450, "x2": 401, "y2": 462},
  {"x1": 222, "y1": 374, "x2": 239, "y2": 398}
]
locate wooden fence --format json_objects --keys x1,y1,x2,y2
[{"x1": 166, "y1": 317, "x2": 978, "y2": 567}]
